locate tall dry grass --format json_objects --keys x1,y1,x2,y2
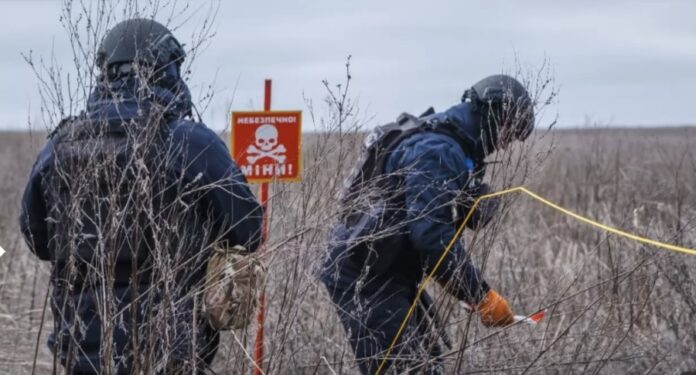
[
  {"x1": 1, "y1": 0, "x2": 695, "y2": 373},
  {"x1": 2, "y1": 125, "x2": 696, "y2": 374}
]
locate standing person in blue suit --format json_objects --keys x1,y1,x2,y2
[
  {"x1": 321, "y1": 75, "x2": 536, "y2": 374},
  {"x1": 19, "y1": 18, "x2": 263, "y2": 374}
]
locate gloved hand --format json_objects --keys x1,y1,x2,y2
[{"x1": 476, "y1": 289, "x2": 514, "y2": 327}]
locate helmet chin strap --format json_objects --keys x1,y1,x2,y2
[
  {"x1": 479, "y1": 124, "x2": 498, "y2": 156},
  {"x1": 461, "y1": 88, "x2": 480, "y2": 111},
  {"x1": 463, "y1": 87, "x2": 499, "y2": 156},
  {"x1": 466, "y1": 100, "x2": 498, "y2": 157}
]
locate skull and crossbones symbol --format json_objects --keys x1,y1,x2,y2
[{"x1": 246, "y1": 124, "x2": 287, "y2": 164}]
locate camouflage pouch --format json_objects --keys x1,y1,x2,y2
[{"x1": 203, "y1": 245, "x2": 265, "y2": 330}]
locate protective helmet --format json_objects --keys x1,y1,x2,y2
[
  {"x1": 96, "y1": 18, "x2": 185, "y2": 74},
  {"x1": 463, "y1": 74, "x2": 535, "y2": 142}
]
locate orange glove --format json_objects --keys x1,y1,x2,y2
[{"x1": 476, "y1": 289, "x2": 515, "y2": 327}]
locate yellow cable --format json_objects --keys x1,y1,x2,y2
[
  {"x1": 374, "y1": 186, "x2": 696, "y2": 374},
  {"x1": 517, "y1": 187, "x2": 696, "y2": 256}
]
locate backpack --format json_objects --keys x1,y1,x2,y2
[
  {"x1": 338, "y1": 109, "x2": 479, "y2": 275},
  {"x1": 45, "y1": 114, "x2": 169, "y2": 266}
]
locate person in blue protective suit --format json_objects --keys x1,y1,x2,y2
[
  {"x1": 19, "y1": 19, "x2": 262, "y2": 374},
  {"x1": 321, "y1": 75, "x2": 535, "y2": 374}
]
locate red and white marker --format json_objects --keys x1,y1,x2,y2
[
  {"x1": 514, "y1": 309, "x2": 546, "y2": 325},
  {"x1": 460, "y1": 301, "x2": 547, "y2": 325}
]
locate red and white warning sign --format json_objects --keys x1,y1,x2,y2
[{"x1": 230, "y1": 110, "x2": 302, "y2": 183}]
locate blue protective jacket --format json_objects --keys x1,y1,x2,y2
[
  {"x1": 19, "y1": 73, "x2": 262, "y2": 373},
  {"x1": 322, "y1": 102, "x2": 490, "y2": 304}
]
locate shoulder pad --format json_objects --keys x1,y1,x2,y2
[
  {"x1": 419, "y1": 107, "x2": 435, "y2": 118},
  {"x1": 396, "y1": 112, "x2": 418, "y2": 126},
  {"x1": 48, "y1": 116, "x2": 75, "y2": 139},
  {"x1": 48, "y1": 115, "x2": 81, "y2": 140},
  {"x1": 396, "y1": 112, "x2": 436, "y2": 133}
]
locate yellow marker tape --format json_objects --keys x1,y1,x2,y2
[{"x1": 374, "y1": 186, "x2": 696, "y2": 374}]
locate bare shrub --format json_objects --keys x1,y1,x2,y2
[{"x1": 2, "y1": 1, "x2": 695, "y2": 374}]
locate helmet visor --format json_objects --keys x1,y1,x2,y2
[{"x1": 151, "y1": 33, "x2": 186, "y2": 67}]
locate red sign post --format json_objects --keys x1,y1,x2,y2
[{"x1": 230, "y1": 79, "x2": 301, "y2": 375}]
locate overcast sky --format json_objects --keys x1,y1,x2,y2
[{"x1": 1, "y1": 0, "x2": 695, "y2": 131}]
